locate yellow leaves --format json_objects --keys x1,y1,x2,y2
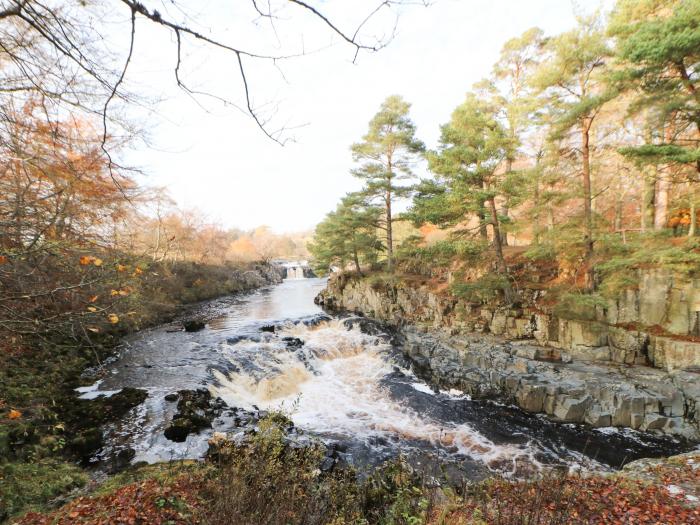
[
  {"x1": 107, "y1": 313, "x2": 119, "y2": 324},
  {"x1": 87, "y1": 306, "x2": 97, "y2": 312},
  {"x1": 87, "y1": 326, "x2": 100, "y2": 333},
  {"x1": 8, "y1": 409, "x2": 22, "y2": 420},
  {"x1": 116, "y1": 264, "x2": 127, "y2": 272},
  {"x1": 110, "y1": 289, "x2": 129, "y2": 297},
  {"x1": 92, "y1": 258, "x2": 103, "y2": 267}
]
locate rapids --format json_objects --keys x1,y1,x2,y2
[{"x1": 87, "y1": 277, "x2": 687, "y2": 478}]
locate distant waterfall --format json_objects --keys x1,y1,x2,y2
[{"x1": 286, "y1": 266, "x2": 305, "y2": 280}]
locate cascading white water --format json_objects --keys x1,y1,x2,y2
[
  {"x1": 286, "y1": 266, "x2": 305, "y2": 280},
  {"x1": 210, "y1": 319, "x2": 551, "y2": 475}
]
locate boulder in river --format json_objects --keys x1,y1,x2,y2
[
  {"x1": 164, "y1": 388, "x2": 226, "y2": 443},
  {"x1": 183, "y1": 319, "x2": 206, "y2": 332}
]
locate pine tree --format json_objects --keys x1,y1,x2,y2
[
  {"x1": 410, "y1": 93, "x2": 517, "y2": 302},
  {"x1": 308, "y1": 193, "x2": 382, "y2": 275},
  {"x1": 351, "y1": 95, "x2": 425, "y2": 271},
  {"x1": 531, "y1": 12, "x2": 614, "y2": 290},
  {"x1": 610, "y1": 0, "x2": 700, "y2": 235}
]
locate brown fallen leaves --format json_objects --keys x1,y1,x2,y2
[
  {"x1": 435, "y1": 473, "x2": 700, "y2": 525},
  {"x1": 16, "y1": 474, "x2": 206, "y2": 525}
]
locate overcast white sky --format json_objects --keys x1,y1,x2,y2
[{"x1": 123, "y1": 0, "x2": 610, "y2": 233}]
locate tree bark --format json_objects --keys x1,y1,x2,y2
[
  {"x1": 690, "y1": 183, "x2": 698, "y2": 237},
  {"x1": 353, "y1": 245, "x2": 362, "y2": 274},
  {"x1": 581, "y1": 117, "x2": 595, "y2": 291},
  {"x1": 385, "y1": 189, "x2": 393, "y2": 271},
  {"x1": 654, "y1": 175, "x2": 669, "y2": 230},
  {"x1": 487, "y1": 195, "x2": 514, "y2": 303},
  {"x1": 641, "y1": 169, "x2": 656, "y2": 232}
]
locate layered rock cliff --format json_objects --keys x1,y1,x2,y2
[{"x1": 316, "y1": 272, "x2": 700, "y2": 441}]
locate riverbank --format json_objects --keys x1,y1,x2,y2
[
  {"x1": 316, "y1": 272, "x2": 700, "y2": 443},
  {"x1": 10, "y1": 414, "x2": 700, "y2": 524},
  {"x1": 0, "y1": 261, "x2": 283, "y2": 521}
]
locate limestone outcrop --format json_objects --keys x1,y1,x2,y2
[{"x1": 316, "y1": 272, "x2": 700, "y2": 440}]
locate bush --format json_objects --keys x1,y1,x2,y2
[
  {"x1": 203, "y1": 415, "x2": 363, "y2": 525},
  {"x1": 396, "y1": 239, "x2": 486, "y2": 277},
  {"x1": 204, "y1": 414, "x2": 432, "y2": 525},
  {"x1": 450, "y1": 274, "x2": 511, "y2": 304}
]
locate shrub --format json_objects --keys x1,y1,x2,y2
[{"x1": 450, "y1": 274, "x2": 511, "y2": 304}]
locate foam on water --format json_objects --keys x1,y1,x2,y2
[{"x1": 210, "y1": 319, "x2": 547, "y2": 474}]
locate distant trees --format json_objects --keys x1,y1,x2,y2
[{"x1": 351, "y1": 95, "x2": 424, "y2": 271}]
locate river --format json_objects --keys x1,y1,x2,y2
[{"x1": 83, "y1": 277, "x2": 686, "y2": 479}]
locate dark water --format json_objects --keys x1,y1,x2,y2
[{"x1": 83, "y1": 278, "x2": 689, "y2": 478}]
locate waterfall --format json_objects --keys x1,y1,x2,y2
[{"x1": 286, "y1": 265, "x2": 306, "y2": 280}]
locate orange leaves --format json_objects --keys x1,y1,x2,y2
[
  {"x1": 8, "y1": 408, "x2": 22, "y2": 419},
  {"x1": 79, "y1": 255, "x2": 102, "y2": 267},
  {"x1": 133, "y1": 267, "x2": 143, "y2": 276},
  {"x1": 0, "y1": 255, "x2": 7, "y2": 264},
  {"x1": 14, "y1": 472, "x2": 206, "y2": 525}
]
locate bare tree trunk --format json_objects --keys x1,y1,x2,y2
[
  {"x1": 487, "y1": 195, "x2": 513, "y2": 303},
  {"x1": 501, "y1": 158, "x2": 512, "y2": 246},
  {"x1": 654, "y1": 175, "x2": 669, "y2": 230},
  {"x1": 690, "y1": 183, "x2": 697, "y2": 237},
  {"x1": 385, "y1": 190, "x2": 393, "y2": 272},
  {"x1": 641, "y1": 169, "x2": 656, "y2": 232},
  {"x1": 581, "y1": 118, "x2": 595, "y2": 291},
  {"x1": 533, "y1": 154, "x2": 543, "y2": 244},
  {"x1": 353, "y1": 245, "x2": 362, "y2": 275},
  {"x1": 614, "y1": 198, "x2": 623, "y2": 232},
  {"x1": 477, "y1": 206, "x2": 488, "y2": 239}
]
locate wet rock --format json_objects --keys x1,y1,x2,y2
[
  {"x1": 282, "y1": 337, "x2": 304, "y2": 349},
  {"x1": 260, "y1": 324, "x2": 276, "y2": 333},
  {"x1": 164, "y1": 393, "x2": 179, "y2": 402},
  {"x1": 67, "y1": 386, "x2": 147, "y2": 460},
  {"x1": 320, "y1": 456, "x2": 336, "y2": 472},
  {"x1": 301, "y1": 313, "x2": 332, "y2": 327},
  {"x1": 183, "y1": 319, "x2": 206, "y2": 332},
  {"x1": 164, "y1": 388, "x2": 226, "y2": 442},
  {"x1": 108, "y1": 447, "x2": 136, "y2": 473}
]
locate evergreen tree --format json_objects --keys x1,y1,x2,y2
[
  {"x1": 308, "y1": 193, "x2": 382, "y2": 275},
  {"x1": 351, "y1": 95, "x2": 425, "y2": 271},
  {"x1": 410, "y1": 94, "x2": 517, "y2": 302},
  {"x1": 531, "y1": 12, "x2": 614, "y2": 290},
  {"x1": 610, "y1": 0, "x2": 700, "y2": 235}
]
